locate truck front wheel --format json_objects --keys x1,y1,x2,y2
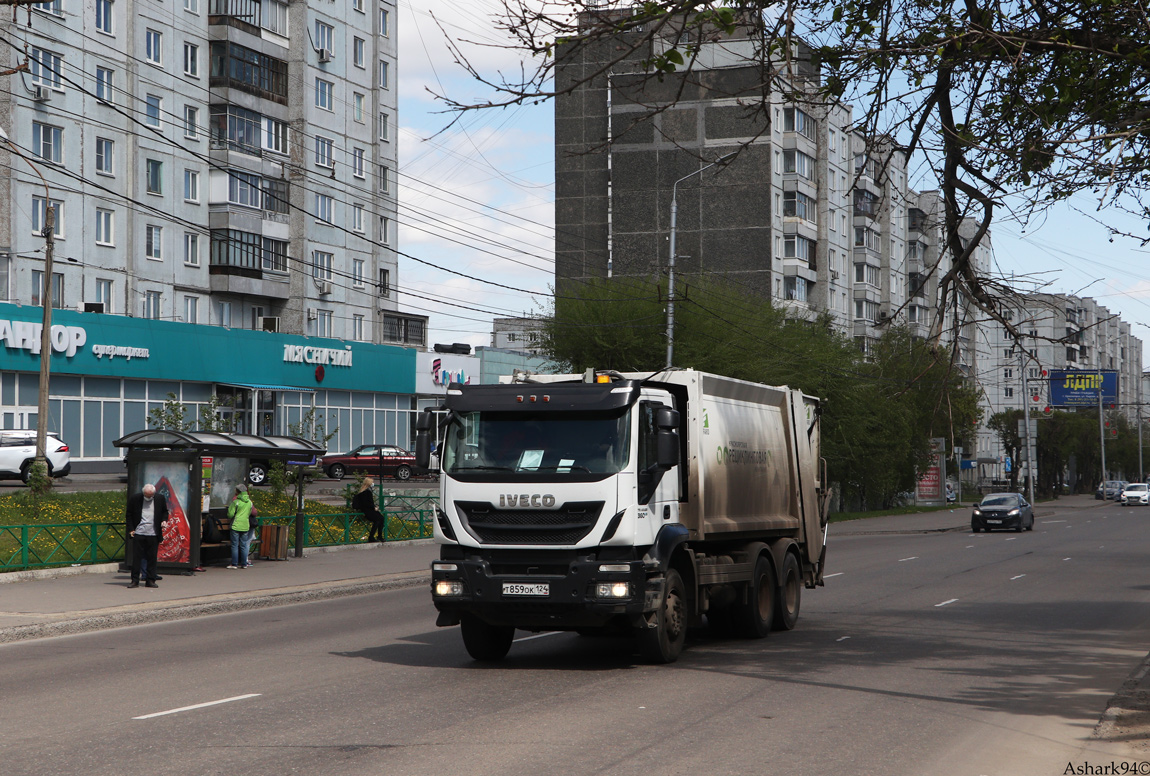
[
  {"x1": 737, "y1": 554, "x2": 775, "y2": 639},
  {"x1": 637, "y1": 568, "x2": 687, "y2": 664},
  {"x1": 460, "y1": 615, "x2": 515, "y2": 662}
]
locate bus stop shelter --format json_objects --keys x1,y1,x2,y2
[{"x1": 113, "y1": 430, "x2": 326, "y2": 571}]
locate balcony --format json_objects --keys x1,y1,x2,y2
[{"x1": 382, "y1": 314, "x2": 428, "y2": 348}]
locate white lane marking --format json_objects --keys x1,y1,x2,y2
[
  {"x1": 1064, "y1": 557, "x2": 1072, "y2": 561},
  {"x1": 1046, "y1": 520, "x2": 1067, "y2": 523},
  {"x1": 836, "y1": 636, "x2": 850, "y2": 642},
  {"x1": 898, "y1": 556, "x2": 918, "y2": 562},
  {"x1": 513, "y1": 631, "x2": 563, "y2": 643},
  {"x1": 966, "y1": 545, "x2": 974, "y2": 548},
  {"x1": 934, "y1": 599, "x2": 959, "y2": 608},
  {"x1": 133, "y1": 694, "x2": 261, "y2": 720},
  {"x1": 1011, "y1": 574, "x2": 1025, "y2": 580},
  {"x1": 1005, "y1": 537, "x2": 1017, "y2": 541},
  {"x1": 823, "y1": 572, "x2": 844, "y2": 578}
]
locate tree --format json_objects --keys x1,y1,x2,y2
[
  {"x1": 442, "y1": 1, "x2": 1150, "y2": 347},
  {"x1": 541, "y1": 275, "x2": 980, "y2": 509}
]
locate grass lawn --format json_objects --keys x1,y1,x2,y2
[{"x1": 828, "y1": 503, "x2": 969, "y2": 523}]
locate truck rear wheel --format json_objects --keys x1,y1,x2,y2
[
  {"x1": 460, "y1": 615, "x2": 515, "y2": 662},
  {"x1": 736, "y1": 554, "x2": 775, "y2": 639},
  {"x1": 773, "y1": 553, "x2": 801, "y2": 631},
  {"x1": 637, "y1": 568, "x2": 687, "y2": 663}
]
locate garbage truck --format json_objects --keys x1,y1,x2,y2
[{"x1": 414, "y1": 368, "x2": 828, "y2": 663}]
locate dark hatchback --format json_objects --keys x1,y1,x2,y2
[
  {"x1": 321, "y1": 445, "x2": 421, "y2": 480},
  {"x1": 971, "y1": 493, "x2": 1034, "y2": 533}
]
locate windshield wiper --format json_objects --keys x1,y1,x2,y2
[
  {"x1": 452, "y1": 465, "x2": 515, "y2": 472},
  {"x1": 527, "y1": 464, "x2": 593, "y2": 473}
]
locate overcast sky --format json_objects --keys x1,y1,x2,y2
[{"x1": 396, "y1": 1, "x2": 1150, "y2": 360}]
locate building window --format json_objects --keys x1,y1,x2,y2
[
  {"x1": 145, "y1": 30, "x2": 162, "y2": 66},
  {"x1": 95, "y1": 137, "x2": 113, "y2": 174},
  {"x1": 32, "y1": 197, "x2": 64, "y2": 237},
  {"x1": 783, "y1": 191, "x2": 816, "y2": 222},
  {"x1": 782, "y1": 107, "x2": 815, "y2": 140},
  {"x1": 379, "y1": 165, "x2": 389, "y2": 193},
  {"x1": 352, "y1": 203, "x2": 365, "y2": 233},
  {"x1": 380, "y1": 7, "x2": 389, "y2": 36},
  {"x1": 184, "y1": 295, "x2": 199, "y2": 324},
  {"x1": 183, "y1": 169, "x2": 199, "y2": 202},
  {"x1": 315, "y1": 193, "x2": 333, "y2": 223},
  {"x1": 854, "y1": 263, "x2": 881, "y2": 287},
  {"x1": 379, "y1": 112, "x2": 389, "y2": 141},
  {"x1": 95, "y1": 67, "x2": 114, "y2": 102},
  {"x1": 183, "y1": 232, "x2": 199, "y2": 266},
  {"x1": 854, "y1": 226, "x2": 880, "y2": 251},
  {"x1": 261, "y1": 0, "x2": 287, "y2": 35},
  {"x1": 209, "y1": 229, "x2": 286, "y2": 272},
  {"x1": 312, "y1": 250, "x2": 333, "y2": 280},
  {"x1": 353, "y1": 0, "x2": 362, "y2": 11},
  {"x1": 146, "y1": 225, "x2": 163, "y2": 260},
  {"x1": 315, "y1": 77, "x2": 333, "y2": 110},
  {"x1": 1003, "y1": 369, "x2": 1013, "y2": 379},
  {"x1": 352, "y1": 258, "x2": 365, "y2": 287},
  {"x1": 32, "y1": 270, "x2": 65, "y2": 308},
  {"x1": 211, "y1": 41, "x2": 288, "y2": 101},
  {"x1": 30, "y1": 48, "x2": 62, "y2": 89},
  {"x1": 353, "y1": 37, "x2": 365, "y2": 68},
  {"x1": 263, "y1": 117, "x2": 288, "y2": 155},
  {"x1": 216, "y1": 300, "x2": 232, "y2": 327},
  {"x1": 1004, "y1": 387, "x2": 1014, "y2": 398},
  {"x1": 352, "y1": 148, "x2": 365, "y2": 178},
  {"x1": 146, "y1": 159, "x2": 163, "y2": 194},
  {"x1": 354, "y1": 93, "x2": 365, "y2": 123},
  {"x1": 228, "y1": 170, "x2": 262, "y2": 208},
  {"x1": 378, "y1": 267, "x2": 389, "y2": 297},
  {"x1": 317, "y1": 310, "x2": 333, "y2": 338},
  {"x1": 783, "y1": 276, "x2": 809, "y2": 303},
  {"x1": 262, "y1": 237, "x2": 288, "y2": 272},
  {"x1": 145, "y1": 94, "x2": 162, "y2": 128},
  {"x1": 183, "y1": 43, "x2": 199, "y2": 77},
  {"x1": 32, "y1": 122, "x2": 62, "y2": 163},
  {"x1": 184, "y1": 106, "x2": 199, "y2": 140},
  {"x1": 854, "y1": 299, "x2": 879, "y2": 322},
  {"x1": 184, "y1": 0, "x2": 199, "y2": 13},
  {"x1": 315, "y1": 136, "x2": 333, "y2": 167},
  {"x1": 141, "y1": 291, "x2": 160, "y2": 320},
  {"x1": 782, "y1": 149, "x2": 814, "y2": 180},
  {"x1": 315, "y1": 21, "x2": 333, "y2": 54},
  {"x1": 352, "y1": 314, "x2": 364, "y2": 341},
  {"x1": 95, "y1": 208, "x2": 114, "y2": 245},
  {"x1": 211, "y1": 105, "x2": 261, "y2": 155},
  {"x1": 783, "y1": 235, "x2": 817, "y2": 270},
  {"x1": 379, "y1": 60, "x2": 389, "y2": 88},
  {"x1": 379, "y1": 215, "x2": 389, "y2": 244},
  {"x1": 36, "y1": 0, "x2": 63, "y2": 17},
  {"x1": 96, "y1": 278, "x2": 113, "y2": 312}
]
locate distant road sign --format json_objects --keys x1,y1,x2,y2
[{"x1": 1048, "y1": 369, "x2": 1118, "y2": 407}]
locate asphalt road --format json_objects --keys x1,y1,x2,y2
[{"x1": 2, "y1": 502, "x2": 1148, "y2": 776}]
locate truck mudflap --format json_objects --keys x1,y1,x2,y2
[{"x1": 431, "y1": 556, "x2": 657, "y2": 631}]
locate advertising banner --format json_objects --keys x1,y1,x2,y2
[
  {"x1": 916, "y1": 438, "x2": 946, "y2": 505},
  {"x1": 1048, "y1": 370, "x2": 1118, "y2": 407}
]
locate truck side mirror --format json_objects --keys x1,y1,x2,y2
[
  {"x1": 414, "y1": 411, "x2": 433, "y2": 469},
  {"x1": 654, "y1": 408, "x2": 680, "y2": 470}
]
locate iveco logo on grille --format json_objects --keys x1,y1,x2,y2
[{"x1": 499, "y1": 494, "x2": 556, "y2": 508}]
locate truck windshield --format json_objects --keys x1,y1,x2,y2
[{"x1": 443, "y1": 409, "x2": 631, "y2": 478}]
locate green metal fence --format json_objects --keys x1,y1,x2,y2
[{"x1": 0, "y1": 510, "x2": 434, "y2": 572}]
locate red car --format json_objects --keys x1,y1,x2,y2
[{"x1": 321, "y1": 444, "x2": 420, "y2": 480}]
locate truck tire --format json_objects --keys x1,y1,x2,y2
[
  {"x1": 773, "y1": 553, "x2": 801, "y2": 631},
  {"x1": 736, "y1": 553, "x2": 775, "y2": 639},
  {"x1": 637, "y1": 567, "x2": 687, "y2": 663},
  {"x1": 460, "y1": 614, "x2": 515, "y2": 662}
]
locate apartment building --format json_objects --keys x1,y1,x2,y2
[{"x1": 0, "y1": 0, "x2": 424, "y2": 346}]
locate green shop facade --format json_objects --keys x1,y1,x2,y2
[{"x1": 0, "y1": 303, "x2": 417, "y2": 473}]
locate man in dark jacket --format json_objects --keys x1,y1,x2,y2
[{"x1": 126, "y1": 484, "x2": 169, "y2": 588}]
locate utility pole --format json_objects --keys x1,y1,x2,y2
[
  {"x1": 666, "y1": 152, "x2": 735, "y2": 368},
  {"x1": 34, "y1": 205, "x2": 55, "y2": 480},
  {"x1": 1020, "y1": 348, "x2": 1036, "y2": 504},
  {"x1": 1098, "y1": 368, "x2": 1107, "y2": 486}
]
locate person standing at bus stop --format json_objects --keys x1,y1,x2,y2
[
  {"x1": 126, "y1": 483, "x2": 168, "y2": 589},
  {"x1": 227, "y1": 484, "x2": 255, "y2": 569}
]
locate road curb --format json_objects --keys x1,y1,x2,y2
[
  {"x1": 1094, "y1": 651, "x2": 1150, "y2": 749},
  {"x1": 0, "y1": 570, "x2": 431, "y2": 645}
]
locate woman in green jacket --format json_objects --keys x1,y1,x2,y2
[{"x1": 227, "y1": 484, "x2": 255, "y2": 569}]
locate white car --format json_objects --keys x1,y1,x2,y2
[
  {"x1": 0, "y1": 431, "x2": 72, "y2": 483},
  {"x1": 1121, "y1": 483, "x2": 1149, "y2": 506}
]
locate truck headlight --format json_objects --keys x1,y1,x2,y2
[
  {"x1": 434, "y1": 580, "x2": 464, "y2": 597},
  {"x1": 598, "y1": 564, "x2": 630, "y2": 573},
  {"x1": 596, "y1": 582, "x2": 631, "y2": 599}
]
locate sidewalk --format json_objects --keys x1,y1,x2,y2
[{"x1": 0, "y1": 540, "x2": 439, "y2": 644}]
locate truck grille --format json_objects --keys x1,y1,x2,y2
[{"x1": 454, "y1": 501, "x2": 604, "y2": 545}]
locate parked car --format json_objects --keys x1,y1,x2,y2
[
  {"x1": 0, "y1": 431, "x2": 72, "y2": 483},
  {"x1": 1121, "y1": 483, "x2": 1150, "y2": 506},
  {"x1": 1097, "y1": 480, "x2": 1125, "y2": 500},
  {"x1": 971, "y1": 492, "x2": 1034, "y2": 533},
  {"x1": 321, "y1": 445, "x2": 420, "y2": 480}
]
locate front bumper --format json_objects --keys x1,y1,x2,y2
[
  {"x1": 973, "y1": 512, "x2": 1022, "y2": 529},
  {"x1": 430, "y1": 554, "x2": 659, "y2": 630},
  {"x1": 1122, "y1": 495, "x2": 1149, "y2": 505}
]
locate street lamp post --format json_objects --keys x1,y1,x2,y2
[{"x1": 666, "y1": 152, "x2": 735, "y2": 368}]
